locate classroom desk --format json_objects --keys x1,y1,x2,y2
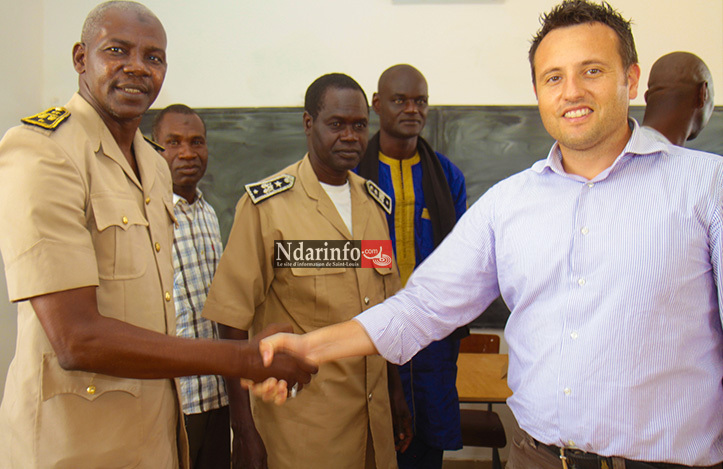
[{"x1": 456, "y1": 353, "x2": 512, "y2": 403}]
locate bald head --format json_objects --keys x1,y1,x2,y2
[
  {"x1": 81, "y1": 1, "x2": 162, "y2": 44},
  {"x1": 643, "y1": 52, "x2": 714, "y2": 146},
  {"x1": 647, "y1": 52, "x2": 712, "y2": 94},
  {"x1": 373, "y1": 65, "x2": 429, "y2": 152},
  {"x1": 377, "y1": 64, "x2": 427, "y2": 94}
]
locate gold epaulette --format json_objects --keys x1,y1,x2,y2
[
  {"x1": 144, "y1": 135, "x2": 165, "y2": 152},
  {"x1": 21, "y1": 107, "x2": 70, "y2": 131},
  {"x1": 365, "y1": 180, "x2": 392, "y2": 214},
  {"x1": 245, "y1": 174, "x2": 295, "y2": 204}
]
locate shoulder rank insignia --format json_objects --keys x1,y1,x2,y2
[
  {"x1": 21, "y1": 107, "x2": 70, "y2": 131},
  {"x1": 245, "y1": 174, "x2": 295, "y2": 204},
  {"x1": 366, "y1": 180, "x2": 392, "y2": 215},
  {"x1": 144, "y1": 135, "x2": 165, "y2": 152}
]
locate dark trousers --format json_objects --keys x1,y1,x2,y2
[
  {"x1": 506, "y1": 426, "x2": 722, "y2": 469},
  {"x1": 397, "y1": 437, "x2": 444, "y2": 469},
  {"x1": 184, "y1": 405, "x2": 231, "y2": 469}
]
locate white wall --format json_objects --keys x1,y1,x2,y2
[
  {"x1": 1, "y1": 0, "x2": 722, "y2": 393},
  {"x1": 0, "y1": 0, "x2": 44, "y2": 393},
  {"x1": 38, "y1": 0, "x2": 723, "y2": 112}
]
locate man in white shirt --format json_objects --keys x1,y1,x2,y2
[{"x1": 257, "y1": 2, "x2": 723, "y2": 468}]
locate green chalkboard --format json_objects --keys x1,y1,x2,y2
[{"x1": 141, "y1": 105, "x2": 723, "y2": 328}]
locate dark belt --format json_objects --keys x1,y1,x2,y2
[{"x1": 535, "y1": 439, "x2": 722, "y2": 469}]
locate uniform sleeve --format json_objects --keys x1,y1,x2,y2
[
  {"x1": 0, "y1": 126, "x2": 98, "y2": 302},
  {"x1": 202, "y1": 195, "x2": 273, "y2": 330},
  {"x1": 356, "y1": 187, "x2": 501, "y2": 364}
]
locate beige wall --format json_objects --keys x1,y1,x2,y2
[{"x1": 1, "y1": 0, "x2": 722, "y2": 394}]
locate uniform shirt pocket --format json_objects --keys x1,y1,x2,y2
[
  {"x1": 289, "y1": 267, "x2": 348, "y2": 327},
  {"x1": 38, "y1": 354, "x2": 142, "y2": 467},
  {"x1": 374, "y1": 266, "x2": 399, "y2": 298},
  {"x1": 90, "y1": 194, "x2": 150, "y2": 280}
]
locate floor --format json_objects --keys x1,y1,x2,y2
[{"x1": 443, "y1": 461, "x2": 501, "y2": 469}]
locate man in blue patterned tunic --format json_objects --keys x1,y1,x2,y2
[{"x1": 357, "y1": 64, "x2": 467, "y2": 469}]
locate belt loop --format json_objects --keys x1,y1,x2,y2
[{"x1": 560, "y1": 448, "x2": 569, "y2": 469}]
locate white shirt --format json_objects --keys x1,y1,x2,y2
[
  {"x1": 356, "y1": 121, "x2": 723, "y2": 465},
  {"x1": 320, "y1": 180, "x2": 353, "y2": 236}
]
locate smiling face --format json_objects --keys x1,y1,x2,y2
[
  {"x1": 533, "y1": 22, "x2": 640, "y2": 161},
  {"x1": 73, "y1": 7, "x2": 167, "y2": 127},
  {"x1": 373, "y1": 66, "x2": 429, "y2": 140},
  {"x1": 304, "y1": 87, "x2": 369, "y2": 185},
  {"x1": 154, "y1": 112, "x2": 208, "y2": 201}
]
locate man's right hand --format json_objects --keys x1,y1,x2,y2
[{"x1": 239, "y1": 324, "x2": 317, "y2": 399}]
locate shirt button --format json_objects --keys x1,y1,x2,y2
[
  {"x1": 581, "y1": 227, "x2": 589, "y2": 235},
  {"x1": 568, "y1": 439, "x2": 576, "y2": 447},
  {"x1": 155, "y1": 242, "x2": 161, "y2": 252},
  {"x1": 368, "y1": 393, "x2": 373, "y2": 401},
  {"x1": 364, "y1": 297, "x2": 370, "y2": 305},
  {"x1": 145, "y1": 197, "x2": 151, "y2": 205},
  {"x1": 564, "y1": 387, "x2": 571, "y2": 396},
  {"x1": 86, "y1": 385, "x2": 96, "y2": 395},
  {"x1": 587, "y1": 182, "x2": 594, "y2": 188},
  {"x1": 122, "y1": 216, "x2": 129, "y2": 224},
  {"x1": 570, "y1": 331, "x2": 579, "y2": 340},
  {"x1": 165, "y1": 291, "x2": 171, "y2": 302},
  {"x1": 578, "y1": 278, "x2": 586, "y2": 286}
]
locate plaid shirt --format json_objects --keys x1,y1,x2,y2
[{"x1": 172, "y1": 191, "x2": 228, "y2": 415}]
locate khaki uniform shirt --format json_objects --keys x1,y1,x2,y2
[
  {"x1": 204, "y1": 155, "x2": 401, "y2": 469},
  {"x1": 0, "y1": 94, "x2": 188, "y2": 468}
]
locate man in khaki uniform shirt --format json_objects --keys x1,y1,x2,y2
[
  {"x1": 203, "y1": 74, "x2": 402, "y2": 468},
  {"x1": 0, "y1": 2, "x2": 314, "y2": 468}
]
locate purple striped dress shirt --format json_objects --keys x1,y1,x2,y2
[{"x1": 356, "y1": 120, "x2": 723, "y2": 465}]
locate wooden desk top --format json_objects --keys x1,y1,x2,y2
[{"x1": 456, "y1": 353, "x2": 512, "y2": 403}]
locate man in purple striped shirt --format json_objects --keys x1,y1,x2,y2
[{"x1": 258, "y1": 1, "x2": 723, "y2": 467}]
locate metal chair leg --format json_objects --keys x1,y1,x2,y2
[{"x1": 492, "y1": 447, "x2": 502, "y2": 469}]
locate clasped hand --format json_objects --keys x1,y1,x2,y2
[
  {"x1": 241, "y1": 325, "x2": 315, "y2": 405},
  {"x1": 241, "y1": 330, "x2": 312, "y2": 404}
]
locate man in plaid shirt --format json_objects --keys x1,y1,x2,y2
[{"x1": 153, "y1": 104, "x2": 230, "y2": 469}]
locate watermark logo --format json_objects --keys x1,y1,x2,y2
[
  {"x1": 274, "y1": 240, "x2": 393, "y2": 268},
  {"x1": 360, "y1": 241, "x2": 393, "y2": 268}
]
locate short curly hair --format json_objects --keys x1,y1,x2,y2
[
  {"x1": 304, "y1": 73, "x2": 368, "y2": 120},
  {"x1": 151, "y1": 104, "x2": 206, "y2": 142},
  {"x1": 528, "y1": 0, "x2": 637, "y2": 84}
]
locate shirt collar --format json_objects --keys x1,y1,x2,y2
[
  {"x1": 173, "y1": 188, "x2": 204, "y2": 207},
  {"x1": 640, "y1": 125, "x2": 673, "y2": 145},
  {"x1": 534, "y1": 119, "x2": 662, "y2": 182}
]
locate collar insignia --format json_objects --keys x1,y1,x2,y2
[
  {"x1": 21, "y1": 107, "x2": 70, "y2": 131},
  {"x1": 366, "y1": 180, "x2": 392, "y2": 214},
  {"x1": 245, "y1": 174, "x2": 295, "y2": 204},
  {"x1": 144, "y1": 135, "x2": 165, "y2": 152}
]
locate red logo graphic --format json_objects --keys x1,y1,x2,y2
[{"x1": 360, "y1": 240, "x2": 393, "y2": 268}]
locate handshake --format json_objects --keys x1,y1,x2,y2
[
  {"x1": 242, "y1": 319, "x2": 373, "y2": 403},
  {"x1": 240, "y1": 323, "x2": 317, "y2": 405}
]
